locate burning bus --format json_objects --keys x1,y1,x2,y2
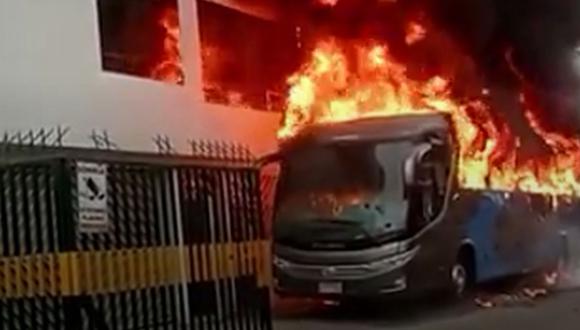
[
  {"x1": 262, "y1": 36, "x2": 579, "y2": 300},
  {"x1": 266, "y1": 113, "x2": 567, "y2": 299}
]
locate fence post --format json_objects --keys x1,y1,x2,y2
[
  {"x1": 172, "y1": 168, "x2": 191, "y2": 328},
  {"x1": 54, "y1": 159, "x2": 82, "y2": 330}
]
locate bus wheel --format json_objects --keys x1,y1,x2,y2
[
  {"x1": 450, "y1": 262, "x2": 468, "y2": 297},
  {"x1": 449, "y1": 248, "x2": 475, "y2": 298}
]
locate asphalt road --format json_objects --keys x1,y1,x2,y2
[{"x1": 274, "y1": 288, "x2": 580, "y2": 330}]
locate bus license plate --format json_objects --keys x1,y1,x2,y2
[{"x1": 318, "y1": 282, "x2": 343, "y2": 294}]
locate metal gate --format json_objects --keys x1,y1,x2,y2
[{"x1": 0, "y1": 147, "x2": 272, "y2": 330}]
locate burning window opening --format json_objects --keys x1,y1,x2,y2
[
  {"x1": 197, "y1": 0, "x2": 303, "y2": 112},
  {"x1": 278, "y1": 39, "x2": 580, "y2": 197},
  {"x1": 96, "y1": 0, "x2": 184, "y2": 84}
]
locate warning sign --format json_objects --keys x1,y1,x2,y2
[{"x1": 77, "y1": 162, "x2": 109, "y2": 233}]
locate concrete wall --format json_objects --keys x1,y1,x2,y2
[{"x1": 0, "y1": 0, "x2": 280, "y2": 155}]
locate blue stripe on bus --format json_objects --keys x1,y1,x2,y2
[{"x1": 465, "y1": 193, "x2": 507, "y2": 282}]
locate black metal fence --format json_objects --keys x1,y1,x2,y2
[{"x1": 0, "y1": 146, "x2": 272, "y2": 330}]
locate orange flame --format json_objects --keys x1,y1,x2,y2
[
  {"x1": 151, "y1": 8, "x2": 185, "y2": 84},
  {"x1": 279, "y1": 39, "x2": 580, "y2": 197},
  {"x1": 405, "y1": 21, "x2": 427, "y2": 45},
  {"x1": 317, "y1": 0, "x2": 339, "y2": 6}
]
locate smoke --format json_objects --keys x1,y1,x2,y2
[{"x1": 424, "y1": 0, "x2": 580, "y2": 136}]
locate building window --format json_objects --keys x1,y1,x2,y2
[
  {"x1": 96, "y1": 0, "x2": 185, "y2": 84},
  {"x1": 197, "y1": 0, "x2": 303, "y2": 111}
]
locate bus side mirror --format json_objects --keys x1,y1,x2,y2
[
  {"x1": 403, "y1": 144, "x2": 432, "y2": 188},
  {"x1": 403, "y1": 154, "x2": 415, "y2": 191}
]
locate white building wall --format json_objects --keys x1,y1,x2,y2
[{"x1": 0, "y1": 0, "x2": 280, "y2": 155}]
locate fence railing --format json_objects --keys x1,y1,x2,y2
[{"x1": 0, "y1": 146, "x2": 272, "y2": 330}]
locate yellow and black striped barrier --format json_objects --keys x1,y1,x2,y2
[{"x1": 0, "y1": 240, "x2": 271, "y2": 299}]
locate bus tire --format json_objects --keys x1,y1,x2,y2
[{"x1": 449, "y1": 246, "x2": 475, "y2": 298}]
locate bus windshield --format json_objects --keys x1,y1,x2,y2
[
  {"x1": 273, "y1": 140, "x2": 419, "y2": 248},
  {"x1": 279, "y1": 143, "x2": 383, "y2": 200}
]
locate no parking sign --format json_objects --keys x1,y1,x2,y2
[{"x1": 76, "y1": 162, "x2": 109, "y2": 233}]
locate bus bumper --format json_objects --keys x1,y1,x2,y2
[{"x1": 273, "y1": 245, "x2": 420, "y2": 298}]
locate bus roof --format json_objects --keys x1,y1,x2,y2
[{"x1": 279, "y1": 113, "x2": 452, "y2": 151}]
